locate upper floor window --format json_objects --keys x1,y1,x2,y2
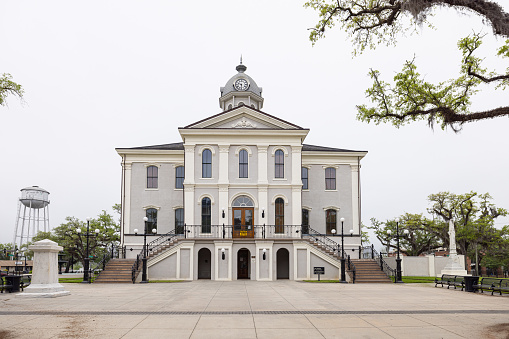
[
  {"x1": 146, "y1": 208, "x2": 158, "y2": 233},
  {"x1": 275, "y1": 197, "x2": 284, "y2": 233},
  {"x1": 202, "y1": 149, "x2": 212, "y2": 178},
  {"x1": 147, "y1": 166, "x2": 158, "y2": 189},
  {"x1": 201, "y1": 197, "x2": 211, "y2": 233},
  {"x1": 275, "y1": 149, "x2": 284, "y2": 178},
  {"x1": 325, "y1": 168, "x2": 336, "y2": 190},
  {"x1": 175, "y1": 208, "x2": 184, "y2": 234},
  {"x1": 175, "y1": 166, "x2": 184, "y2": 189},
  {"x1": 239, "y1": 149, "x2": 248, "y2": 178},
  {"x1": 302, "y1": 167, "x2": 309, "y2": 190},
  {"x1": 326, "y1": 209, "x2": 336, "y2": 235}
]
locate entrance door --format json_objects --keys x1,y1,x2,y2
[
  {"x1": 233, "y1": 208, "x2": 254, "y2": 238},
  {"x1": 237, "y1": 249, "x2": 250, "y2": 279},
  {"x1": 198, "y1": 248, "x2": 211, "y2": 279}
]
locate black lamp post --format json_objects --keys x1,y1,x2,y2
[
  {"x1": 339, "y1": 217, "x2": 347, "y2": 283},
  {"x1": 134, "y1": 217, "x2": 156, "y2": 284},
  {"x1": 77, "y1": 217, "x2": 99, "y2": 283},
  {"x1": 388, "y1": 218, "x2": 408, "y2": 283}
]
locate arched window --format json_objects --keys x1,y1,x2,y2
[
  {"x1": 146, "y1": 208, "x2": 157, "y2": 233},
  {"x1": 325, "y1": 168, "x2": 336, "y2": 190},
  {"x1": 275, "y1": 197, "x2": 284, "y2": 233},
  {"x1": 326, "y1": 209, "x2": 336, "y2": 235},
  {"x1": 175, "y1": 166, "x2": 184, "y2": 189},
  {"x1": 175, "y1": 208, "x2": 184, "y2": 234},
  {"x1": 202, "y1": 149, "x2": 212, "y2": 178},
  {"x1": 232, "y1": 195, "x2": 254, "y2": 207},
  {"x1": 147, "y1": 166, "x2": 158, "y2": 188},
  {"x1": 275, "y1": 150, "x2": 284, "y2": 178},
  {"x1": 239, "y1": 149, "x2": 248, "y2": 178},
  {"x1": 302, "y1": 167, "x2": 308, "y2": 190},
  {"x1": 228, "y1": 104, "x2": 232, "y2": 110},
  {"x1": 201, "y1": 197, "x2": 211, "y2": 233}
]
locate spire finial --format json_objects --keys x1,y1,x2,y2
[{"x1": 236, "y1": 56, "x2": 247, "y2": 73}]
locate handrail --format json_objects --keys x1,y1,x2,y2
[
  {"x1": 347, "y1": 255, "x2": 356, "y2": 284},
  {"x1": 130, "y1": 230, "x2": 179, "y2": 283},
  {"x1": 302, "y1": 227, "x2": 342, "y2": 258},
  {"x1": 366, "y1": 245, "x2": 396, "y2": 282}
]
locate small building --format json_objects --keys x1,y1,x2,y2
[
  {"x1": 116, "y1": 62, "x2": 367, "y2": 281},
  {"x1": 0, "y1": 260, "x2": 33, "y2": 275}
]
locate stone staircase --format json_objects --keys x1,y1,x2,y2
[
  {"x1": 351, "y1": 259, "x2": 392, "y2": 283},
  {"x1": 94, "y1": 259, "x2": 136, "y2": 283}
]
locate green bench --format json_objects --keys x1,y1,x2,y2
[
  {"x1": 435, "y1": 274, "x2": 464, "y2": 290},
  {"x1": 474, "y1": 277, "x2": 509, "y2": 296}
]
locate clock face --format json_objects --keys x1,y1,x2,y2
[{"x1": 234, "y1": 78, "x2": 249, "y2": 91}]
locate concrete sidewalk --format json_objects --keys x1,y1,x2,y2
[{"x1": 0, "y1": 281, "x2": 508, "y2": 338}]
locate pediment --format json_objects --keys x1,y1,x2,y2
[{"x1": 183, "y1": 106, "x2": 303, "y2": 130}]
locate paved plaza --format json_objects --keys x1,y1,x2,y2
[{"x1": 0, "y1": 281, "x2": 508, "y2": 338}]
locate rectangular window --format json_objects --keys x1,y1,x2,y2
[
  {"x1": 202, "y1": 149, "x2": 212, "y2": 178},
  {"x1": 175, "y1": 166, "x2": 184, "y2": 189},
  {"x1": 147, "y1": 166, "x2": 158, "y2": 188},
  {"x1": 275, "y1": 150, "x2": 284, "y2": 178},
  {"x1": 239, "y1": 150, "x2": 248, "y2": 178},
  {"x1": 175, "y1": 208, "x2": 184, "y2": 234},
  {"x1": 302, "y1": 167, "x2": 308, "y2": 190},
  {"x1": 302, "y1": 209, "x2": 309, "y2": 234},
  {"x1": 325, "y1": 168, "x2": 336, "y2": 190}
]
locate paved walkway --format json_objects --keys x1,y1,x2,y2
[{"x1": 0, "y1": 281, "x2": 508, "y2": 338}]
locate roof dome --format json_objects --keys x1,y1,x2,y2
[{"x1": 220, "y1": 62, "x2": 262, "y2": 97}]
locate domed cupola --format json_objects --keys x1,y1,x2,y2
[{"x1": 219, "y1": 59, "x2": 263, "y2": 111}]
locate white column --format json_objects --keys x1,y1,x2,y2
[
  {"x1": 258, "y1": 146, "x2": 269, "y2": 223},
  {"x1": 291, "y1": 146, "x2": 302, "y2": 232},
  {"x1": 351, "y1": 164, "x2": 360, "y2": 234},
  {"x1": 258, "y1": 145, "x2": 268, "y2": 184},
  {"x1": 218, "y1": 145, "x2": 229, "y2": 184},
  {"x1": 184, "y1": 145, "x2": 195, "y2": 226},
  {"x1": 218, "y1": 145, "x2": 230, "y2": 225},
  {"x1": 122, "y1": 162, "x2": 132, "y2": 241}
]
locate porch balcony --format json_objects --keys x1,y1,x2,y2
[{"x1": 175, "y1": 224, "x2": 303, "y2": 239}]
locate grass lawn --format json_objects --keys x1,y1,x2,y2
[
  {"x1": 59, "y1": 277, "x2": 96, "y2": 283},
  {"x1": 389, "y1": 276, "x2": 436, "y2": 283},
  {"x1": 302, "y1": 280, "x2": 343, "y2": 283}
]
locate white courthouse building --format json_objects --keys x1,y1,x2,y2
[{"x1": 116, "y1": 62, "x2": 367, "y2": 281}]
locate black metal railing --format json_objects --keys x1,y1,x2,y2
[
  {"x1": 181, "y1": 224, "x2": 302, "y2": 239},
  {"x1": 346, "y1": 255, "x2": 356, "y2": 283},
  {"x1": 303, "y1": 227, "x2": 342, "y2": 258}
]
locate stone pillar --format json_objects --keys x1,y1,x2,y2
[
  {"x1": 351, "y1": 164, "x2": 360, "y2": 234},
  {"x1": 441, "y1": 219, "x2": 467, "y2": 276},
  {"x1": 18, "y1": 239, "x2": 70, "y2": 298}
]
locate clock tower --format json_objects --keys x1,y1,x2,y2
[{"x1": 219, "y1": 60, "x2": 264, "y2": 111}]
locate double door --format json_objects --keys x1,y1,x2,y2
[{"x1": 233, "y1": 207, "x2": 254, "y2": 238}]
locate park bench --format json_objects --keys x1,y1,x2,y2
[
  {"x1": 0, "y1": 276, "x2": 14, "y2": 293},
  {"x1": 435, "y1": 274, "x2": 456, "y2": 288},
  {"x1": 473, "y1": 277, "x2": 504, "y2": 295}
]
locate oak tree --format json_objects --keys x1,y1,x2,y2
[{"x1": 305, "y1": 0, "x2": 509, "y2": 131}]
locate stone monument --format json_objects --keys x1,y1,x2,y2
[
  {"x1": 440, "y1": 219, "x2": 468, "y2": 276},
  {"x1": 18, "y1": 239, "x2": 70, "y2": 298}
]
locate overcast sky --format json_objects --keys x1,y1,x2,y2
[{"x1": 1, "y1": 1, "x2": 508, "y2": 248}]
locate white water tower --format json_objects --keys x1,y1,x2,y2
[{"x1": 12, "y1": 186, "x2": 50, "y2": 249}]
